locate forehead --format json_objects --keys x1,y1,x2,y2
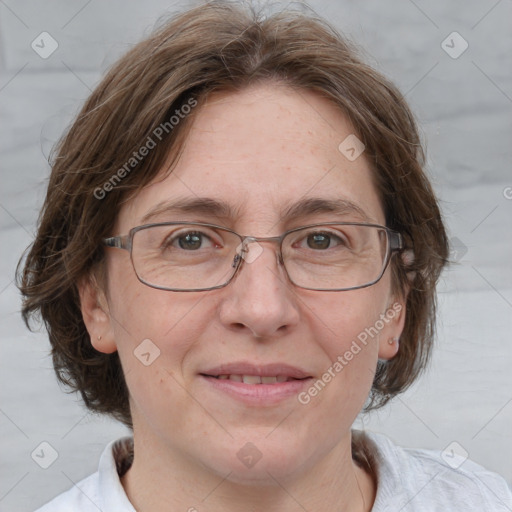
[{"x1": 118, "y1": 82, "x2": 384, "y2": 232}]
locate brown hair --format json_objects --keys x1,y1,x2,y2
[{"x1": 17, "y1": 1, "x2": 448, "y2": 428}]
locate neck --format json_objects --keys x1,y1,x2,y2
[{"x1": 121, "y1": 430, "x2": 375, "y2": 512}]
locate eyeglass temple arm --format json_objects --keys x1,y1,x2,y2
[
  {"x1": 389, "y1": 231, "x2": 403, "y2": 251},
  {"x1": 103, "y1": 235, "x2": 131, "y2": 250}
]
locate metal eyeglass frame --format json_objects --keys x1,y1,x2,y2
[{"x1": 103, "y1": 221, "x2": 404, "y2": 292}]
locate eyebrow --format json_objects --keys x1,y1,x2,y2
[
  {"x1": 140, "y1": 196, "x2": 372, "y2": 225},
  {"x1": 281, "y1": 197, "x2": 372, "y2": 223},
  {"x1": 140, "y1": 197, "x2": 240, "y2": 224}
]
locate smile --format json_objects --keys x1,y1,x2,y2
[
  {"x1": 207, "y1": 374, "x2": 305, "y2": 383},
  {"x1": 200, "y1": 374, "x2": 312, "y2": 405}
]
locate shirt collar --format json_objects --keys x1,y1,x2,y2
[{"x1": 98, "y1": 437, "x2": 136, "y2": 511}]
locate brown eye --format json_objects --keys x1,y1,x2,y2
[
  {"x1": 178, "y1": 232, "x2": 203, "y2": 250},
  {"x1": 162, "y1": 230, "x2": 218, "y2": 252},
  {"x1": 307, "y1": 233, "x2": 331, "y2": 249},
  {"x1": 304, "y1": 232, "x2": 346, "y2": 250}
]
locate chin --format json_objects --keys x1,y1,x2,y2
[{"x1": 199, "y1": 433, "x2": 317, "y2": 485}]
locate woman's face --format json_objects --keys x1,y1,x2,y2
[{"x1": 83, "y1": 82, "x2": 405, "y2": 482}]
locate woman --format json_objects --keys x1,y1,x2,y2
[{"x1": 18, "y1": 1, "x2": 512, "y2": 510}]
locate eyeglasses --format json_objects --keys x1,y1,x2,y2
[{"x1": 103, "y1": 222, "x2": 403, "y2": 292}]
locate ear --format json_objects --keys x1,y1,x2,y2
[
  {"x1": 78, "y1": 274, "x2": 117, "y2": 354},
  {"x1": 377, "y1": 293, "x2": 407, "y2": 361}
]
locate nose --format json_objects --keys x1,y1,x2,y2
[{"x1": 218, "y1": 240, "x2": 300, "y2": 339}]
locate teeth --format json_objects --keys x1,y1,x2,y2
[
  {"x1": 215, "y1": 374, "x2": 293, "y2": 383},
  {"x1": 242, "y1": 375, "x2": 262, "y2": 384}
]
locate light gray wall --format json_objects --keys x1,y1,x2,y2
[{"x1": 1, "y1": 1, "x2": 511, "y2": 510}]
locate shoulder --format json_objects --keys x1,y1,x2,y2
[
  {"x1": 359, "y1": 431, "x2": 512, "y2": 511},
  {"x1": 33, "y1": 437, "x2": 135, "y2": 512}
]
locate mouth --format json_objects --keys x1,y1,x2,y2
[
  {"x1": 200, "y1": 362, "x2": 311, "y2": 381},
  {"x1": 201, "y1": 374, "x2": 309, "y2": 383},
  {"x1": 199, "y1": 362, "x2": 313, "y2": 404}
]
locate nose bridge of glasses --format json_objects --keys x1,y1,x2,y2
[
  {"x1": 241, "y1": 234, "x2": 282, "y2": 246},
  {"x1": 236, "y1": 234, "x2": 284, "y2": 265}
]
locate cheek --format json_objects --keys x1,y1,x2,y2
[
  {"x1": 106, "y1": 256, "x2": 213, "y2": 372},
  {"x1": 302, "y1": 282, "x2": 391, "y2": 400},
  {"x1": 308, "y1": 287, "x2": 387, "y2": 355},
  {"x1": 293, "y1": 295, "x2": 384, "y2": 434},
  {"x1": 105, "y1": 272, "x2": 217, "y2": 432},
  {"x1": 110, "y1": 288, "x2": 210, "y2": 361}
]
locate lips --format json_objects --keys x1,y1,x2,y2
[
  {"x1": 200, "y1": 362, "x2": 313, "y2": 405},
  {"x1": 200, "y1": 362, "x2": 312, "y2": 383},
  {"x1": 213, "y1": 375, "x2": 297, "y2": 383}
]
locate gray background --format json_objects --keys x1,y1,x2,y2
[{"x1": 1, "y1": 0, "x2": 511, "y2": 510}]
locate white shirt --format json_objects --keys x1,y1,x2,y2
[{"x1": 34, "y1": 431, "x2": 512, "y2": 511}]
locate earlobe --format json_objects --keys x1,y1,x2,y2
[
  {"x1": 78, "y1": 275, "x2": 117, "y2": 354},
  {"x1": 377, "y1": 297, "x2": 406, "y2": 360}
]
